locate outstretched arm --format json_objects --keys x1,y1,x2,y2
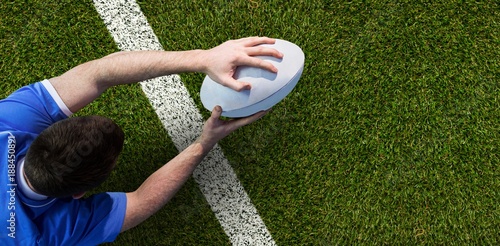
[
  {"x1": 49, "y1": 37, "x2": 283, "y2": 113},
  {"x1": 121, "y1": 106, "x2": 268, "y2": 232}
]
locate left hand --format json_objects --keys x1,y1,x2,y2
[{"x1": 202, "y1": 37, "x2": 284, "y2": 91}]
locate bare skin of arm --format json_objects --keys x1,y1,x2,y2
[
  {"x1": 49, "y1": 37, "x2": 283, "y2": 113},
  {"x1": 121, "y1": 106, "x2": 267, "y2": 232}
]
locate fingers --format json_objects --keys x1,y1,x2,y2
[
  {"x1": 233, "y1": 36, "x2": 284, "y2": 60},
  {"x1": 230, "y1": 110, "x2": 268, "y2": 129},
  {"x1": 237, "y1": 36, "x2": 276, "y2": 47},
  {"x1": 218, "y1": 77, "x2": 252, "y2": 91},
  {"x1": 246, "y1": 46, "x2": 283, "y2": 59},
  {"x1": 239, "y1": 56, "x2": 279, "y2": 73},
  {"x1": 211, "y1": 105, "x2": 268, "y2": 125},
  {"x1": 207, "y1": 36, "x2": 282, "y2": 91},
  {"x1": 238, "y1": 38, "x2": 283, "y2": 74},
  {"x1": 203, "y1": 106, "x2": 269, "y2": 145}
]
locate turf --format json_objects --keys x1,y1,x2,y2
[{"x1": 1, "y1": 0, "x2": 499, "y2": 245}]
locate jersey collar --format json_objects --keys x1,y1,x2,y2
[{"x1": 17, "y1": 158, "x2": 48, "y2": 201}]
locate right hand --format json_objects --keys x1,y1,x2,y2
[{"x1": 197, "y1": 105, "x2": 268, "y2": 149}]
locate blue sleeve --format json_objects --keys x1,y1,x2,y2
[
  {"x1": 37, "y1": 192, "x2": 127, "y2": 245},
  {"x1": 0, "y1": 80, "x2": 71, "y2": 134}
]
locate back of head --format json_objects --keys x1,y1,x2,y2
[{"x1": 24, "y1": 116, "x2": 125, "y2": 198}]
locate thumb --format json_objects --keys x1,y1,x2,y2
[{"x1": 210, "y1": 105, "x2": 223, "y2": 119}]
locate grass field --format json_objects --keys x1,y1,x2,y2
[{"x1": 1, "y1": 0, "x2": 499, "y2": 245}]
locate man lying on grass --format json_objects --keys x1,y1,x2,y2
[{"x1": 0, "y1": 37, "x2": 283, "y2": 245}]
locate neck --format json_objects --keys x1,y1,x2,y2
[{"x1": 17, "y1": 159, "x2": 48, "y2": 200}]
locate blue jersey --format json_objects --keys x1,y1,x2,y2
[{"x1": 0, "y1": 80, "x2": 127, "y2": 245}]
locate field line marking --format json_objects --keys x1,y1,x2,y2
[{"x1": 92, "y1": 0, "x2": 276, "y2": 245}]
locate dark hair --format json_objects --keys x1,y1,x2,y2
[{"x1": 24, "y1": 116, "x2": 125, "y2": 198}]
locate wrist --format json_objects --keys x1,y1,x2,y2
[
  {"x1": 194, "y1": 135, "x2": 217, "y2": 154},
  {"x1": 187, "y1": 49, "x2": 209, "y2": 74}
]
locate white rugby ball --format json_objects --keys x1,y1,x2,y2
[{"x1": 200, "y1": 39, "x2": 305, "y2": 117}]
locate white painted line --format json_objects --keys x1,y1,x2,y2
[{"x1": 92, "y1": 0, "x2": 276, "y2": 245}]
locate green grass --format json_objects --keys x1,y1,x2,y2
[{"x1": 2, "y1": 0, "x2": 499, "y2": 245}]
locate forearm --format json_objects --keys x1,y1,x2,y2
[
  {"x1": 49, "y1": 50, "x2": 207, "y2": 113},
  {"x1": 120, "y1": 101, "x2": 267, "y2": 232},
  {"x1": 121, "y1": 138, "x2": 214, "y2": 232},
  {"x1": 95, "y1": 50, "x2": 206, "y2": 87}
]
